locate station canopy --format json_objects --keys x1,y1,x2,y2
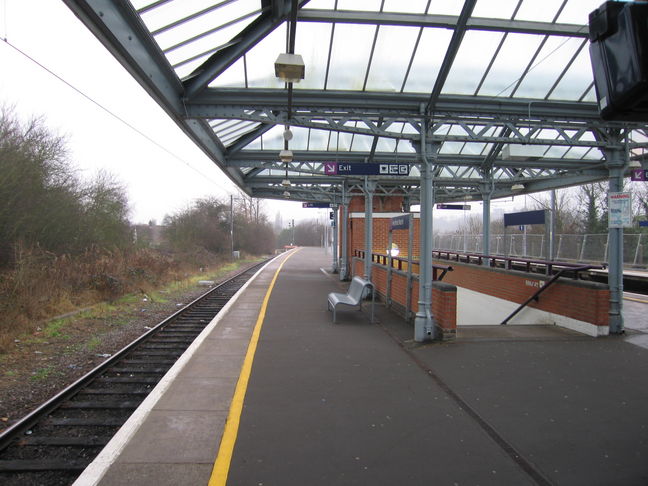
[{"x1": 64, "y1": 0, "x2": 648, "y2": 204}]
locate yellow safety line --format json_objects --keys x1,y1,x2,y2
[
  {"x1": 624, "y1": 296, "x2": 648, "y2": 304},
  {"x1": 208, "y1": 248, "x2": 300, "y2": 486}
]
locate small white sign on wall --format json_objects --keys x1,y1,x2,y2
[{"x1": 609, "y1": 192, "x2": 632, "y2": 228}]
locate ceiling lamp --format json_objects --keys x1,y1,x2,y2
[
  {"x1": 281, "y1": 179, "x2": 291, "y2": 187},
  {"x1": 629, "y1": 159, "x2": 642, "y2": 168},
  {"x1": 275, "y1": 53, "x2": 305, "y2": 83},
  {"x1": 511, "y1": 183, "x2": 525, "y2": 191},
  {"x1": 283, "y1": 128, "x2": 293, "y2": 141},
  {"x1": 283, "y1": 190, "x2": 291, "y2": 198},
  {"x1": 280, "y1": 150, "x2": 293, "y2": 162}
]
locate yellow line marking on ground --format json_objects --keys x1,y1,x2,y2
[
  {"x1": 624, "y1": 296, "x2": 648, "y2": 304},
  {"x1": 208, "y1": 248, "x2": 300, "y2": 486}
]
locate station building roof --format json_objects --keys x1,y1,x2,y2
[{"x1": 64, "y1": 0, "x2": 648, "y2": 204}]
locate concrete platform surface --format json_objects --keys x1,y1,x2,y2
[{"x1": 77, "y1": 247, "x2": 648, "y2": 486}]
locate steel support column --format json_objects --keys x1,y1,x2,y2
[
  {"x1": 414, "y1": 124, "x2": 439, "y2": 342},
  {"x1": 606, "y1": 147, "x2": 625, "y2": 334},
  {"x1": 340, "y1": 184, "x2": 349, "y2": 281},
  {"x1": 549, "y1": 190, "x2": 557, "y2": 260},
  {"x1": 480, "y1": 180, "x2": 493, "y2": 265},
  {"x1": 364, "y1": 178, "x2": 375, "y2": 281}
]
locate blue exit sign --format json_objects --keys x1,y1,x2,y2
[{"x1": 324, "y1": 162, "x2": 410, "y2": 176}]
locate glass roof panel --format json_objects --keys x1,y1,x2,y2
[
  {"x1": 289, "y1": 127, "x2": 310, "y2": 150},
  {"x1": 376, "y1": 138, "x2": 397, "y2": 152},
  {"x1": 547, "y1": 47, "x2": 594, "y2": 101},
  {"x1": 295, "y1": 22, "x2": 333, "y2": 90},
  {"x1": 402, "y1": 27, "x2": 453, "y2": 93},
  {"x1": 302, "y1": 0, "x2": 337, "y2": 9},
  {"x1": 383, "y1": 0, "x2": 429, "y2": 14},
  {"x1": 244, "y1": 23, "x2": 287, "y2": 88},
  {"x1": 443, "y1": 30, "x2": 505, "y2": 95},
  {"x1": 544, "y1": 145, "x2": 569, "y2": 158},
  {"x1": 152, "y1": 1, "x2": 260, "y2": 51},
  {"x1": 336, "y1": 132, "x2": 353, "y2": 151},
  {"x1": 139, "y1": 0, "x2": 258, "y2": 34},
  {"x1": 472, "y1": 0, "x2": 520, "y2": 19},
  {"x1": 131, "y1": 0, "x2": 154, "y2": 9},
  {"x1": 337, "y1": 0, "x2": 383, "y2": 12},
  {"x1": 477, "y1": 33, "x2": 545, "y2": 97},
  {"x1": 306, "y1": 130, "x2": 330, "y2": 151},
  {"x1": 440, "y1": 141, "x2": 464, "y2": 155},
  {"x1": 176, "y1": 56, "x2": 211, "y2": 80},
  {"x1": 557, "y1": 0, "x2": 602, "y2": 24},
  {"x1": 514, "y1": 36, "x2": 583, "y2": 98},
  {"x1": 259, "y1": 125, "x2": 285, "y2": 150},
  {"x1": 162, "y1": 21, "x2": 252, "y2": 68},
  {"x1": 461, "y1": 142, "x2": 488, "y2": 155},
  {"x1": 326, "y1": 23, "x2": 376, "y2": 91},
  {"x1": 562, "y1": 146, "x2": 596, "y2": 159},
  {"x1": 515, "y1": 0, "x2": 565, "y2": 23},
  {"x1": 351, "y1": 134, "x2": 374, "y2": 152},
  {"x1": 365, "y1": 26, "x2": 421, "y2": 92},
  {"x1": 207, "y1": 56, "x2": 247, "y2": 87},
  {"x1": 427, "y1": 0, "x2": 463, "y2": 16}
]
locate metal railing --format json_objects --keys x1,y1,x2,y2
[{"x1": 434, "y1": 233, "x2": 647, "y2": 267}]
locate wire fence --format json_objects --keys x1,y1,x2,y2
[{"x1": 434, "y1": 233, "x2": 648, "y2": 267}]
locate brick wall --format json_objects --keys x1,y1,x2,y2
[
  {"x1": 441, "y1": 261, "x2": 610, "y2": 326},
  {"x1": 352, "y1": 257, "x2": 456, "y2": 340},
  {"x1": 342, "y1": 196, "x2": 610, "y2": 335}
]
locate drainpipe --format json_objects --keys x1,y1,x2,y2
[
  {"x1": 414, "y1": 119, "x2": 438, "y2": 342},
  {"x1": 480, "y1": 178, "x2": 493, "y2": 265},
  {"x1": 364, "y1": 177, "x2": 375, "y2": 281},
  {"x1": 331, "y1": 203, "x2": 339, "y2": 273},
  {"x1": 339, "y1": 183, "x2": 349, "y2": 281},
  {"x1": 606, "y1": 145, "x2": 625, "y2": 334}
]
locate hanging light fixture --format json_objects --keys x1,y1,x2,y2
[{"x1": 511, "y1": 183, "x2": 525, "y2": 191}]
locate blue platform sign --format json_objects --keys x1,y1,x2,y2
[
  {"x1": 390, "y1": 214, "x2": 410, "y2": 230},
  {"x1": 631, "y1": 169, "x2": 648, "y2": 181},
  {"x1": 504, "y1": 209, "x2": 546, "y2": 227},
  {"x1": 324, "y1": 162, "x2": 410, "y2": 176},
  {"x1": 302, "y1": 202, "x2": 331, "y2": 208},
  {"x1": 639, "y1": 221, "x2": 648, "y2": 227},
  {"x1": 437, "y1": 204, "x2": 471, "y2": 210}
]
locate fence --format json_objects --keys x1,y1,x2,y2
[{"x1": 433, "y1": 233, "x2": 648, "y2": 267}]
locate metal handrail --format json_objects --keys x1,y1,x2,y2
[
  {"x1": 354, "y1": 250, "x2": 453, "y2": 281},
  {"x1": 501, "y1": 264, "x2": 602, "y2": 325}
]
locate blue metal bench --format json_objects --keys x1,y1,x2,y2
[{"x1": 327, "y1": 276, "x2": 374, "y2": 323}]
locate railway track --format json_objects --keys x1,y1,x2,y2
[{"x1": 0, "y1": 258, "x2": 270, "y2": 486}]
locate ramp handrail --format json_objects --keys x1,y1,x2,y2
[
  {"x1": 501, "y1": 264, "x2": 603, "y2": 325},
  {"x1": 354, "y1": 250, "x2": 453, "y2": 281}
]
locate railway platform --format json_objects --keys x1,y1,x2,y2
[{"x1": 76, "y1": 247, "x2": 648, "y2": 486}]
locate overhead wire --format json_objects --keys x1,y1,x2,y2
[{"x1": 0, "y1": 37, "x2": 231, "y2": 194}]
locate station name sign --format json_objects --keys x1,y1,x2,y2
[
  {"x1": 302, "y1": 202, "x2": 331, "y2": 208},
  {"x1": 324, "y1": 162, "x2": 410, "y2": 176},
  {"x1": 390, "y1": 214, "x2": 410, "y2": 230},
  {"x1": 436, "y1": 204, "x2": 471, "y2": 210}
]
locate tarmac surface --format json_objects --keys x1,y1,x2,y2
[{"x1": 77, "y1": 247, "x2": 648, "y2": 486}]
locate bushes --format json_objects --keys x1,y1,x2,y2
[{"x1": 0, "y1": 108, "x2": 131, "y2": 266}]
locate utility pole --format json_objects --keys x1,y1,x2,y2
[
  {"x1": 230, "y1": 194, "x2": 234, "y2": 257},
  {"x1": 292, "y1": 219, "x2": 295, "y2": 245}
]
